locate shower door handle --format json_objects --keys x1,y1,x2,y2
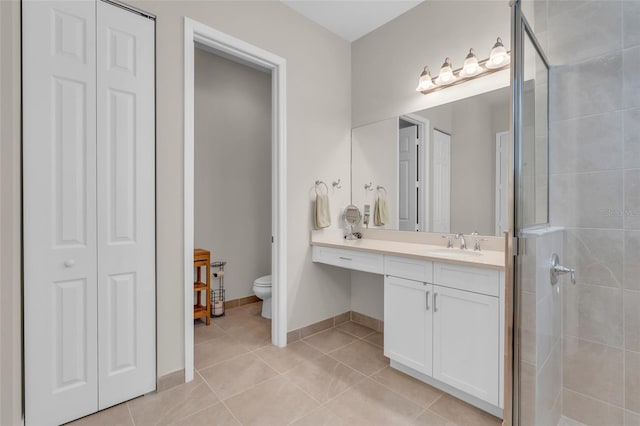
[{"x1": 550, "y1": 253, "x2": 576, "y2": 285}]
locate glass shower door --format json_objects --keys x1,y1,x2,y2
[{"x1": 512, "y1": 2, "x2": 561, "y2": 425}]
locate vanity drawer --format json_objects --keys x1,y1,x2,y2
[
  {"x1": 312, "y1": 246, "x2": 383, "y2": 274},
  {"x1": 433, "y1": 262, "x2": 500, "y2": 297},
  {"x1": 384, "y1": 256, "x2": 433, "y2": 282}
]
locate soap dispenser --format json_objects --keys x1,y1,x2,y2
[{"x1": 363, "y1": 204, "x2": 370, "y2": 228}]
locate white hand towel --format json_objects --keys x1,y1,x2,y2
[
  {"x1": 315, "y1": 194, "x2": 331, "y2": 229},
  {"x1": 374, "y1": 195, "x2": 389, "y2": 226}
]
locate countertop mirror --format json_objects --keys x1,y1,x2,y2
[{"x1": 351, "y1": 84, "x2": 511, "y2": 236}]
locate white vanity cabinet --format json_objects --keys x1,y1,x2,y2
[
  {"x1": 384, "y1": 275, "x2": 433, "y2": 375},
  {"x1": 311, "y1": 242, "x2": 504, "y2": 416},
  {"x1": 432, "y1": 284, "x2": 500, "y2": 406},
  {"x1": 312, "y1": 245, "x2": 383, "y2": 274}
]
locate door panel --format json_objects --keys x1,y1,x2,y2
[
  {"x1": 398, "y1": 126, "x2": 417, "y2": 230},
  {"x1": 384, "y1": 276, "x2": 432, "y2": 375},
  {"x1": 96, "y1": 0, "x2": 156, "y2": 409},
  {"x1": 433, "y1": 286, "x2": 499, "y2": 405},
  {"x1": 23, "y1": 1, "x2": 99, "y2": 424},
  {"x1": 53, "y1": 279, "x2": 89, "y2": 390},
  {"x1": 432, "y1": 130, "x2": 451, "y2": 233}
]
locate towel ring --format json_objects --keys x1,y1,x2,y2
[
  {"x1": 315, "y1": 180, "x2": 329, "y2": 195},
  {"x1": 377, "y1": 185, "x2": 387, "y2": 196}
]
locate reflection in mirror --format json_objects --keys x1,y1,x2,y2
[
  {"x1": 351, "y1": 86, "x2": 510, "y2": 236},
  {"x1": 520, "y1": 28, "x2": 549, "y2": 227},
  {"x1": 343, "y1": 204, "x2": 362, "y2": 240}
]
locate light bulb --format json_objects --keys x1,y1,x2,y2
[
  {"x1": 487, "y1": 37, "x2": 510, "y2": 69},
  {"x1": 461, "y1": 48, "x2": 480, "y2": 76},
  {"x1": 436, "y1": 57, "x2": 454, "y2": 85},
  {"x1": 416, "y1": 66, "x2": 434, "y2": 91}
]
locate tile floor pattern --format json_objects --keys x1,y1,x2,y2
[{"x1": 67, "y1": 302, "x2": 501, "y2": 426}]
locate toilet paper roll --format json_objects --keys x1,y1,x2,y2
[
  {"x1": 213, "y1": 271, "x2": 224, "y2": 278},
  {"x1": 213, "y1": 300, "x2": 224, "y2": 315}
]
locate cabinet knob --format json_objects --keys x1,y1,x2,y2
[{"x1": 64, "y1": 259, "x2": 76, "y2": 268}]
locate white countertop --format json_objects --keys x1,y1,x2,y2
[{"x1": 311, "y1": 231, "x2": 506, "y2": 270}]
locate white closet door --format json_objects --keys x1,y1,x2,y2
[
  {"x1": 23, "y1": 1, "x2": 99, "y2": 425},
  {"x1": 432, "y1": 130, "x2": 451, "y2": 233},
  {"x1": 96, "y1": 0, "x2": 156, "y2": 409},
  {"x1": 398, "y1": 126, "x2": 418, "y2": 231}
]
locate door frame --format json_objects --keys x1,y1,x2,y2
[
  {"x1": 495, "y1": 131, "x2": 509, "y2": 236},
  {"x1": 398, "y1": 114, "x2": 428, "y2": 231},
  {"x1": 183, "y1": 18, "x2": 288, "y2": 383}
]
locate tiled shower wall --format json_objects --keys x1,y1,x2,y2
[
  {"x1": 533, "y1": 1, "x2": 640, "y2": 424},
  {"x1": 519, "y1": 228, "x2": 563, "y2": 426}
]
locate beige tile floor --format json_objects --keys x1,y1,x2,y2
[{"x1": 67, "y1": 302, "x2": 501, "y2": 426}]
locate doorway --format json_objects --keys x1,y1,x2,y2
[
  {"x1": 398, "y1": 114, "x2": 428, "y2": 231},
  {"x1": 183, "y1": 19, "x2": 287, "y2": 383}
]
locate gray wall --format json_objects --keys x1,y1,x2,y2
[{"x1": 194, "y1": 49, "x2": 272, "y2": 301}]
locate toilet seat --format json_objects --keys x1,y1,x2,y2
[
  {"x1": 253, "y1": 275, "x2": 272, "y2": 319},
  {"x1": 254, "y1": 275, "x2": 272, "y2": 287}
]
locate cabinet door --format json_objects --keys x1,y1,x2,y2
[
  {"x1": 433, "y1": 286, "x2": 499, "y2": 405},
  {"x1": 96, "y1": 0, "x2": 156, "y2": 409},
  {"x1": 23, "y1": 1, "x2": 99, "y2": 425},
  {"x1": 384, "y1": 276, "x2": 432, "y2": 375}
]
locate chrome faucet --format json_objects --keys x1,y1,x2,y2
[
  {"x1": 455, "y1": 233, "x2": 467, "y2": 250},
  {"x1": 441, "y1": 234, "x2": 454, "y2": 248},
  {"x1": 474, "y1": 238, "x2": 489, "y2": 251}
]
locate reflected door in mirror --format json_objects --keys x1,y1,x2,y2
[{"x1": 433, "y1": 130, "x2": 451, "y2": 233}]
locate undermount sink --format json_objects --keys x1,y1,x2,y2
[{"x1": 426, "y1": 249, "x2": 483, "y2": 257}]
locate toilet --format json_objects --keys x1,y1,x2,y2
[{"x1": 252, "y1": 275, "x2": 272, "y2": 319}]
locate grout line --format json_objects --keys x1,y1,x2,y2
[
  {"x1": 205, "y1": 370, "x2": 279, "y2": 403},
  {"x1": 303, "y1": 336, "x2": 356, "y2": 355},
  {"x1": 427, "y1": 392, "x2": 445, "y2": 409},
  {"x1": 197, "y1": 337, "x2": 271, "y2": 373},
  {"x1": 367, "y1": 364, "x2": 389, "y2": 378},
  {"x1": 562, "y1": 387, "x2": 626, "y2": 411},
  {"x1": 358, "y1": 368, "x2": 436, "y2": 415},
  {"x1": 153, "y1": 370, "x2": 225, "y2": 425},
  {"x1": 412, "y1": 406, "x2": 430, "y2": 422},
  {"x1": 126, "y1": 401, "x2": 136, "y2": 426},
  {"x1": 562, "y1": 333, "x2": 626, "y2": 352},
  {"x1": 279, "y1": 370, "x2": 324, "y2": 406},
  {"x1": 197, "y1": 369, "x2": 244, "y2": 426}
]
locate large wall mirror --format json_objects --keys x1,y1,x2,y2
[{"x1": 351, "y1": 82, "x2": 511, "y2": 236}]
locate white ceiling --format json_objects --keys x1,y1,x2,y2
[{"x1": 281, "y1": 1, "x2": 424, "y2": 42}]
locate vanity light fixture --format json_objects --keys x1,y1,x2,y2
[
  {"x1": 486, "y1": 37, "x2": 510, "y2": 69},
  {"x1": 435, "y1": 57, "x2": 455, "y2": 85},
  {"x1": 416, "y1": 66, "x2": 435, "y2": 91},
  {"x1": 416, "y1": 37, "x2": 510, "y2": 95},
  {"x1": 459, "y1": 49, "x2": 482, "y2": 77}
]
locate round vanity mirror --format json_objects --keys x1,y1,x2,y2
[
  {"x1": 343, "y1": 204, "x2": 362, "y2": 239},
  {"x1": 344, "y1": 204, "x2": 362, "y2": 226}
]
